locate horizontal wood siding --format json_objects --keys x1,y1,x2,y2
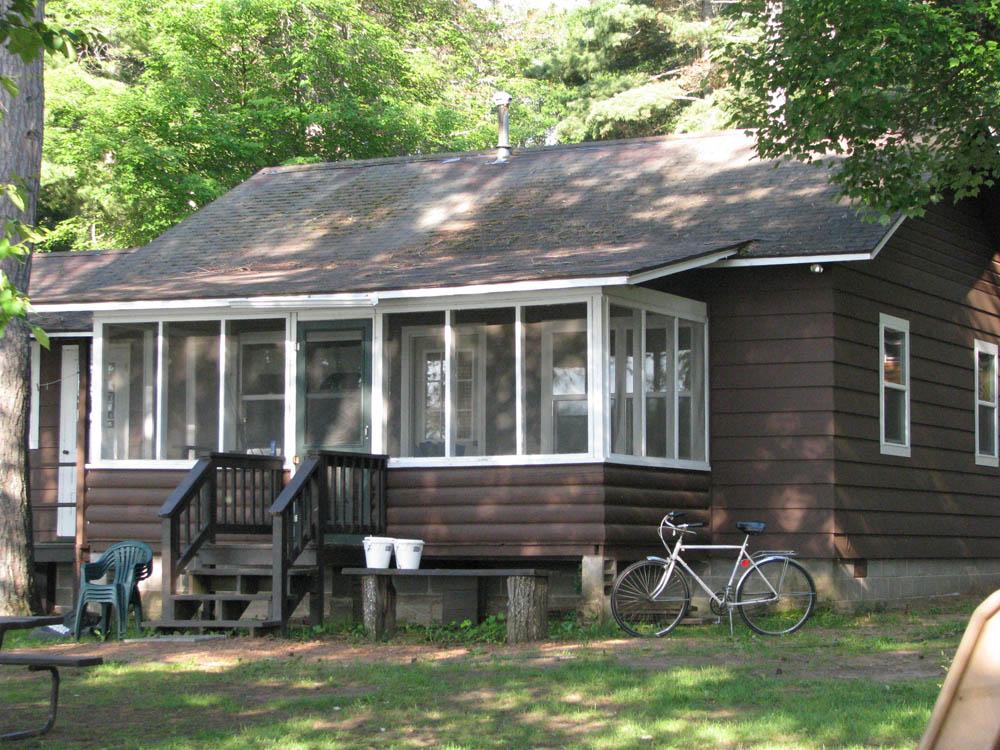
[
  {"x1": 832, "y1": 197, "x2": 1000, "y2": 559},
  {"x1": 387, "y1": 463, "x2": 710, "y2": 560},
  {"x1": 84, "y1": 469, "x2": 188, "y2": 552},
  {"x1": 603, "y1": 464, "x2": 710, "y2": 559},
  {"x1": 700, "y1": 267, "x2": 839, "y2": 558}
]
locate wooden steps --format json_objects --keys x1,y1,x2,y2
[{"x1": 156, "y1": 542, "x2": 318, "y2": 634}]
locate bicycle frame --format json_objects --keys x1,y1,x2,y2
[{"x1": 648, "y1": 533, "x2": 784, "y2": 609}]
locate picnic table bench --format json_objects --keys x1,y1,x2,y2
[
  {"x1": 0, "y1": 616, "x2": 103, "y2": 741},
  {"x1": 341, "y1": 568, "x2": 549, "y2": 644}
]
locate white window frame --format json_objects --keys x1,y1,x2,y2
[
  {"x1": 88, "y1": 308, "x2": 373, "y2": 471},
  {"x1": 399, "y1": 324, "x2": 447, "y2": 457},
  {"x1": 450, "y1": 325, "x2": 487, "y2": 456},
  {"x1": 540, "y1": 317, "x2": 589, "y2": 454},
  {"x1": 974, "y1": 339, "x2": 998, "y2": 468},
  {"x1": 604, "y1": 288, "x2": 710, "y2": 471},
  {"x1": 385, "y1": 290, "x2": 598, "y2": 467},
  {"x1": 879, "y1": 313, "x2": 911, "y2": 457},
  {"x1": 85, "y1": 287, "x2": 709, "y2": 472}
]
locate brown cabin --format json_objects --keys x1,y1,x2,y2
[{"x1": 26, "y1": 131, "x2": 1000, "y2": 629}]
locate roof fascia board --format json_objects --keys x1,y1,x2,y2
[
  {"x1": 31, "y1": 277, "x2": 630, "y2": 313},
  {"x1": 869, "y1": 213, "x2": 907, "y2": 259},
  {"x1": 625, "y1": 248, "x2": 740, "y2": 285},
  {"x1": 709, "y1": 215, "x2": 907, "y2": 269},
  {"x1": 373, "y1": 276, "x2": 628, "y2": 301},
  {"x1": 710, "y1": 252, "x2": 874, "y2": 268},
  {"x1": 32, "y1": 293, "x2": 377, "y2": 314},
  {"x1": 36, "y1": 331, "x2": 93, "y2": 338}
]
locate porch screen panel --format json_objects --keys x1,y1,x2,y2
[
  {"x1": 101, "y1": 323, "x2": 157, "y2": 460},
  {"x1": 223, "y1": 319, "x2": 286, "y2": 456},
  {"x1": 677, "y1": 320, "x2": 706, "y2": 461},
  {"x1": 163, "y1": 321, "x2": 220, "y2": 459},
  {"x1": 609, "y1": 305, "x2": 640, "y2": 456},
  {"x1": 643, "y1": 312, "x2": 675, "y2": 459},
  {"x1": 384, "y1": 311, "x2": 446, "y2": 457},
  {"x1": 522, "y1": 303, "x2": 589, "y2": 454},
  {"x1": 452, "y1": 308, "x2": 516, "y2": 456}
]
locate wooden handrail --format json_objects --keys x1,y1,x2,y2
[
  {"x1": 269, "y1": 456, "x2": 321, "y2": 515},
  {"x1": 270, "y1": 450, "x2": 388, "y2": 628},
  {"x1": 158, "y1": 457, "x2": 213, "y2": 519},
  {"x1": 160, "y1": 452, "x2": 286, "y2": 621}
]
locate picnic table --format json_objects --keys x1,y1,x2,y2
[
  {"x1": 341, "y1": 568, "x2": 549, "y2": 644},
  {"x1": 0, "y1": 615, "x2": 103, "y2": 741},
  {"x1": 0, "y1": 616, "x2": 62, "y2": 650}
]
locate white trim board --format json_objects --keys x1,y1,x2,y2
[
  {"x1": 709, "y1": 215, "x2": 907, "y2": 269},
  {"x1": 29, "y1": 341, "x2": 40, "y2": 450},
  {"x1": 30, "y1": 248, "x2": 738, "y2": 316}
]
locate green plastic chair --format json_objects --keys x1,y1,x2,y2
[{"x1": 72, "y1": 541, "x2": 153, "y2": 641}]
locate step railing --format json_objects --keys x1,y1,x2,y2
[
  {"x1": 159, "y1": 452, "x2": 285, "y2": 619},
  {"x1": 269, "y1": 450, "x2": 388, "y2": 624}
]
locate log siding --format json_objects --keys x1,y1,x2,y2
[{"x1": 831, "y1": 198, "x2": 1000, "y2": 559}]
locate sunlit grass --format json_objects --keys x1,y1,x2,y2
[{"x1": 0, "y1": 602, "x2": 972, "y2": 749}]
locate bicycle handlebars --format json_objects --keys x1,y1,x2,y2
[{"x1": 659, "y1": 513, "x2": 706, "y2": 544}]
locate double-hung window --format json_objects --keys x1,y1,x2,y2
[
  {"x1": 975, "y1": 340, "x2": 998, "y2": 467},
  {"x1": 879, "y1": 313, "x2": 911, "y2": 457}
]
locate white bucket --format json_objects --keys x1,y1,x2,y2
[
  {"x1": 393, "y1": 539, "x2": 425, "y2": 570},
  {"x1": 363, "y1": 536, "x2": 395, "y2": 569}
]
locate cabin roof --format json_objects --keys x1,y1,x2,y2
[{"x1": 29, "y1": 131, "x2": 892, "y2": 305}]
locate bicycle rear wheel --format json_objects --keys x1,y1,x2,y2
[
  {"x1": 610, "y1": 560, "x2": 690, "y2": 637},
  {"x1": 737, "y1": 557, "x2": 816, "y2": 635}
]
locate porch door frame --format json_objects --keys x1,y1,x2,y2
[
  {"x1": 57, "y1": 345, "x2": 80, "y2": 538},
  {"x1": 295, "y1": 317, "x2": 372, "y2": 462}
]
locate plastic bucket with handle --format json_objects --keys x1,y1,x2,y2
[
  {"x1": 363, "y1": 537, "x2": 395, "y2": 569},
  {"x1": 394, "y1": 539, "x2": 425, "y2": 570}
]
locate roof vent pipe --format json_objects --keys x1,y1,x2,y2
[{"x1": 493, "y1": 91, "x2": 512, "y2": 163}]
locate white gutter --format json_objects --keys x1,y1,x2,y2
[
  {"x1": 41, "y1": 226, "x2": 912, "y2": 315},
  {"x1": 708, "y1": 214, "x2": 907, "y2": 269}
]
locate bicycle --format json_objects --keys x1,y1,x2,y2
[{"x1": 610, "y1": 511, "x2": 817, "y2": 637}]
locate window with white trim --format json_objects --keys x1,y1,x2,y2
[
  {"x1": 385, "y1": 303, "x2": 589, "y2": 459},
  {"x1": 608, "y1": 303, "x2": 707, "y2": 462},
  {"x1": 163, "y1": 321, "x2": 220, "y2": 459},
  {"x1": 223, "y1": 319, "x2": 286, "y2": 456},
  {"x1": 879, "y1": 313, "x2": 910, "y2": 456},
  {"x1": 974, "y1": 339, "x2": 998, "y2": 467},
  {"x1": 101, "y1": 322, "x2": 157, "y2": 460}
]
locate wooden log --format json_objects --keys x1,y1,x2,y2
[
  {"x1": 361, "y1": 575, "x2": 396, "y2": 640},
  {"x1": 506, "y1": 575, "x2": 548, "y2": 644}
]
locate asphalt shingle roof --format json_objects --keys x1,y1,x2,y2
[{"x1": 30, "y1": 131, "x2": 890, "y2": 305}]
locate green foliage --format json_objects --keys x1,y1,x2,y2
[
  {"x1": 524, "y1": 0, "x2": 726, "y2": 142},
  {"x1": 38, "y1": 0, "x2": 739, "y2": 250},
  {"x1": 1, "y1": 0, "x2": 88, "y2": 337},
  {"x1": 401, "y1": 613, "x2": 510, "y2": 644},
  {"x1": 723, "y1": 0, "x2": 1000, "y2": 217},
  {"x1": 39, "y1": 0, "x2": 538, "y2": 248}
]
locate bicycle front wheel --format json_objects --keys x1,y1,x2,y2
[
  {"x1": 737, "y1": 557, "x2": 816, "y2": 636},
  {"x1": 610, "y1": 560, "x2": 690, "y2": 637}
]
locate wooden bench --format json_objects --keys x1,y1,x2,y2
[
  {"x1": 341, "y1": 568, "x2": 550, "y2": 644},
  {"x1": 0, "y1": 616, "x2": 103, "y2": 741}
]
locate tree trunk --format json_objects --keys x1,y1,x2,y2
[
  {"x1": 506, "y1": 575, "x2": 548, "y2": 644},
  {"x1": 0, "y1": 0, "x2": 44, "y2": 616}
]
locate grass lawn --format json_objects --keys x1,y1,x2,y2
[{"x1": 0, "y1": 601, "x2": 972, "y2": 749}]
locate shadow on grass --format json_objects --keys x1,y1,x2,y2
[{"x1": 1, "y1": 640, "x2": 939, "y2": 750}]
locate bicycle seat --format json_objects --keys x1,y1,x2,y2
[{"x1": 736, "y1": 521, "x2": 766, "y2": 535}]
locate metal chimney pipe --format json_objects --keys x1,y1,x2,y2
[{"x1": 493, "y1": 91, "x2": 512, "y2": 163}]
